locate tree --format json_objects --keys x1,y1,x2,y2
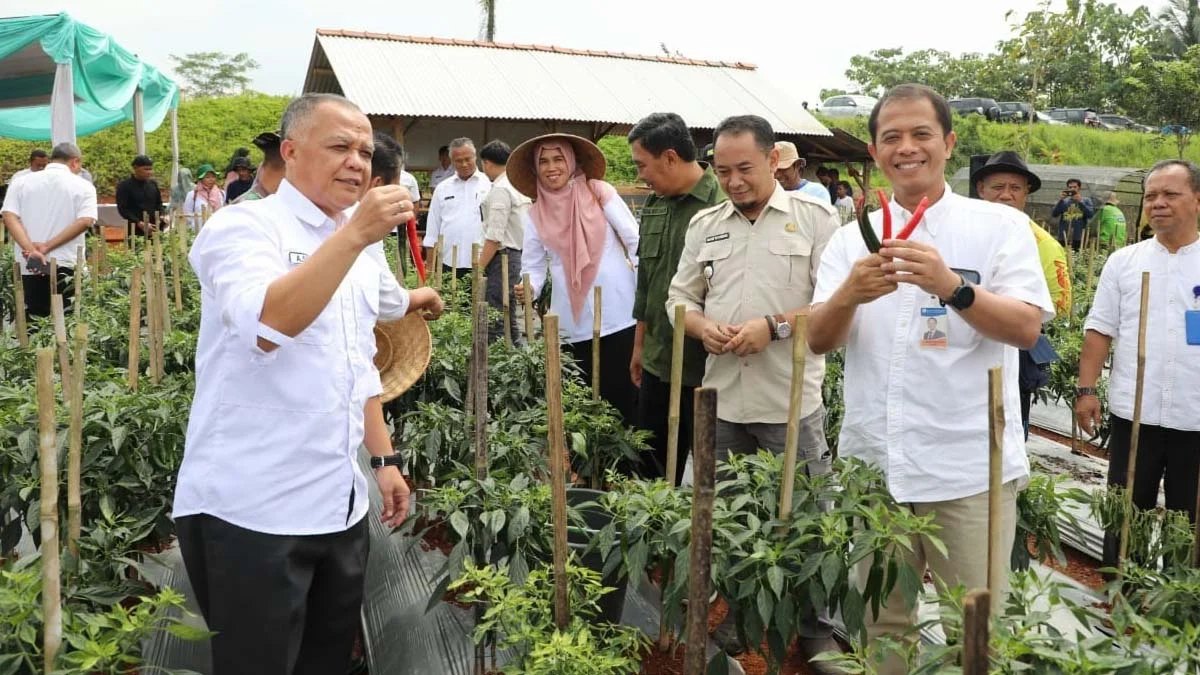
[
  {"x1": 818, "y1": 88, "x2": 848, "y2": 101},
  {"x1": 1120, "y1": 45, "x2": 1200, "y2": 157},
  {"x1": 169, "y1": 52, "x2": 260, "y2": 98},
  {"x1": 479, "y1": 0, "x2": 497, "y2": 42},
  {"x1": 1154, "y1": 0, "x2": 1200, "y2": 57}
]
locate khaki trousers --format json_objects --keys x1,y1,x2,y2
[{"x1": 855, "y1": 481, "x2": 1019, "y2": 675}]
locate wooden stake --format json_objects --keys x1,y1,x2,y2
[
  {"x1": 153, "y1": 232, "x2": 171, "y2": 334},
  {"x1": 143, "y1": 251, "x2": 162, "y2": 385},
  {"x1": 501, "y1": 251, "x2": 511, "y2": 346},
  {"x1": 665, "y1": 304, "x2": 687, "y2": 486},
  {"x1": 1119, "y1": 272, "x2": 1151, "y2": 566},
  {"x1": 1083, "y1": 245, "x2": 1098, "y2": 312},
  {"x1": 987, "y1": 366, "x2": 1004, "y2": 598},
  {"x1": 472, "y1": 300, "x2": 489, "y2": 481},
  {"x1": 522, "y1": 273, "x2": 535, "y2": 341},
  {"x1": 451, "y1": 245, "x2": 459, "y2": 295},
  {"x1": 51, "y1": 295, "x2": 72, "y2": 401},
  {"x1": 49, "y1": 257, "x2": 58, "y2": 285},
  {"x1": 12, "y1": 262, "x2": 27, "y2": 347},
  {"x1": 36, "y1": 348, "x2": 62, "y2": 672},
  {"x1": 67, "y1": 324, "x2": 88, "y2": 554},
  {"x1": 592, "y1": 286, "x2": 602, "y2": 401},
  {"x1": 962, "y1": 589, "x2": 991, "y2": 675},
  {"x1": 544, "y1": 314, "x2": 570, "y2": 629},
  {"x1": 472, "y1": 244, "x2": 483, "y2": 312},
  {"x1": 127, "y1": 268, "x2": 143, "y2": 391},
  {"x1": 683, "y1": 387, "x2": 718, "y2": 675},
  {"x1": 436, "y1": 235, "x2": 446, "y2": 290},
  {"x1": 171, "y1": 221, "x2": 183, "y2": 312},
  {"x1": 779, "y1": 314, "x2": 809, "y2": 523},
  {"x1": 74, "y1": 245, "x2": 84, "y2": 321}
]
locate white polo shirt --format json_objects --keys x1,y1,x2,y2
[
  {"x1": 1084, "y1": 237, "x2": 1200, "y2": 431},
  {"x1": 812, "y1": 187, "x2": 1054, "y2": 503},
  {"x1": 1, "y1": 163, "x2": 96, "y2": 273},
  {"x1": 174, "y1": 179, "x2": 410, "y2": 536},
  {"x1": 423, "y1": 170, "x2": 491, "y2": 268}
]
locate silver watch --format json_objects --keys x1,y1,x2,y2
[{"x1": 775, "y1": 319, "x2": 792, "y2": 340}]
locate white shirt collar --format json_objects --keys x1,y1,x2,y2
[
  {"x1": 450, "y1": 170, "x2": 480, "y2": 184},
  {"x1": 888, "y1": 182, "x2": 956, "y2": 237},
  {"x1": 1150, "y1": 234, "x2": 1200, "y2": 255},
  {"x1": 276, "y1": 178, "x2": 347, "y2": 229}
]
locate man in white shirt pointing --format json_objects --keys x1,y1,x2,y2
[{"x1": 174, "y1": 92, "x2": 443, "y2": 675}]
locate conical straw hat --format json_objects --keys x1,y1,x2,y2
[{"x1": 374, "y1": 313, "x2": 432, "y2": 403}]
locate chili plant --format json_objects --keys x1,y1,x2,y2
[{"x1": 1012, "y1": 470, "x2": 1089, "y2": 571}]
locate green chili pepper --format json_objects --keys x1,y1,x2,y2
[{"x1": 857, "y1": 200, "x2": 881, "y2": 253}]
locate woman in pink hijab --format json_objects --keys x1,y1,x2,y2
[{"x1": 510, "y1": 134, "x2": 640, "y2": 425}]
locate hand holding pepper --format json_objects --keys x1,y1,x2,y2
[
  {"x1": 841, "y1": 254, "x2": 898, "y2": 305},
  {"x1": 879, "y1": 239, "x2": 961, "y2": 299}
]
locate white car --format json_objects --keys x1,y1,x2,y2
[
  {"x1": 817, "y1": 95, "x2": 878, "y2": 118},
  {"x1": 1035, "y1": 111, "x2": 1066, "y2": 125}
]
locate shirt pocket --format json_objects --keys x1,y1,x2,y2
[
  {"x1": 638, "y1": 207, "x2": 669, "y2": 259},
  {"x1": 767, "y1": 235, "x2": 813, "y2": 286}
]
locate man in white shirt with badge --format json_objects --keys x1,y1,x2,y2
[
  {"x1": 423, "y1": 137, "x2": 491, "y2": 279},
  {"x1": 2, "y1": 142, "x2": 96, "y2": 318},
  {"x1": 1077, "y1": 159, "x2": 1200, "y2": 569},
  {"x1": 808, "y1": 84, "x2": 1053, "y2": 674},
  {"x1": 174, "y1": 92, "x2": 444, "y2": 675}
]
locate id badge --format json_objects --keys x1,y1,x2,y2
[
  {"x1": 1186, "y1": 310, "x2": 1200, "y2": 346},
  {"x1": 919, "y1": 305, "x2": 949, "y2": 349}
]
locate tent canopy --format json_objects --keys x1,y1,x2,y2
[{"x1": 0, "y1": 12, "x2": 178, "y2": 140}]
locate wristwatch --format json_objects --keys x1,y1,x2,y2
[
  {"x1": 774, "y1": 315, "x2": 793, "y2": 340},
  {"x1": 942, "y1": 274, "x2": 976, "y2": 311},
  {"x1": 1075, "y1": 386, "x2": 1098, "y2": 397},
  {"x1": 764, "y1": 315, "x2": 778, "y2": 341},
  {"x1": 369, "y1": 454, "x2": 403, "y2": 470}
]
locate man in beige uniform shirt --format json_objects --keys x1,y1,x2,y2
[{"x1": 666, "y1": 114, "x2": 841, "y2": 671}]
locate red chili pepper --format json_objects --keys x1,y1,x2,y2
[
  {"x1": 406, "y1": 217, "x2": 426, "y2": 284},
  {"x1": 895, "y1": 196, "x2": 931, "y2": 241},
  {"x1": 876, "y1": 191, "x2": 930, "y2": 242},
  {"x1": 876, "y1": 189, "x2": 893, "y2": 239}
]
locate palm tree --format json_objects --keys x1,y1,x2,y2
[
  {"x1": 1155, "y1": 0, "x2": 1200, "y2": 57},
  {"x1": 478, "y1": 0, "x2": 496, "y2": 42}
]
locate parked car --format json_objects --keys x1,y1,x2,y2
[
  {"x1": 1046, "y1": 108, "x2": 1103, "y2": 128},
  {"x1": 816, "y1": 95, "x2": 878, "y2": 118},
  {"x1": 1035, "y1": 110, "x2": 1066, "y2": 125},
  {"x1": 998, "y1": 102, "x2": 1034, "y2": 122},
  {"x1": 948, "y1": 97, "x2": 1002, "y2": 121},
  {"x1": 1098, "y1": 114, "x2": 1153, "y2": 133},
  {"x1": 1161, "y1": 124, "x2": 1192, "y2": 136}
]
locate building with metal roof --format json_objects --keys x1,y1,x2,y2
[{"x1": 302, "y1": 30, "x2": 868, "y2": 172}]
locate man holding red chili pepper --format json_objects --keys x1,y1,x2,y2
[{"x1": 808, "y1": 84, "x2": 1055, "y2": 674}]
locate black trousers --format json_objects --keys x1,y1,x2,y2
[
  {"x1": 484, "y1": 248, "x2": 521, "y2": 343},
  {"x1": 564, "y1": 325, "x2": 638, "y2": 425},
  {"x1": 635, "y1": 370, "x2": 696, "y2": 485},
  {"x1": 176, "y1": 514, "x2": 369, "y2": 675},
  {"x1": 1102, "y1": 414, "x2": 1200, "y2": 568},
  {"x1": 22, "y1": 268, "x2": 74, "y2": 319}
]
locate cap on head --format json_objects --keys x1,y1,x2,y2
[{"x1": 132, "y1": 155, "x2": 153, "y2": 167}]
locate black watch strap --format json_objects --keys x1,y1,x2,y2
[
  {"x1": 765, "y1": 315, "x2": 778, "y2": 341},
  {"x1": 370, "y1": 454, "x2": 403, "y2": 469}
]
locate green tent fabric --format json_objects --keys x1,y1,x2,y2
[{"x1": 0, "y1": 13, "x2": 178, "y2": 140}]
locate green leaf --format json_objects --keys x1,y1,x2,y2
[
  {"x1": 842, "y1": 586, "x2": 867, "y2": 637},
  {"x1": 99, "y1": 494, "x2": 115, "y2": 523},
  {"x1": 756, "y1": 585, "x2": 774, "y2": 628},
  {"x1": 165, "y1": 621, "x2": 215, "y2": 641},
  {"x1": 707, "y1": 651, "x2": 730, "y2": 675},
  {"x1": 820, "y1": 554, "x2": 840, "y2": 595},
  {"x1": 508, "y1": 506, "x2": 530, "y2": 543},
  {"x1": 449, "y1": 511, "x2": 469, "y2": 539},
  {"x1": 484, "y1": 509, "x2": 506, "y2": 537},
  {"x1": 766, "y1": 565, "x2": 785, "y2": 599}
]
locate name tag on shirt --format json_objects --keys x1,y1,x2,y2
[
  {"x1": 288, "y1": 251, "x2": 308, "y2": 266},
  {"x1": 919, "y1": 305, "x2": 949, "y2": 349},
  {"x1": 443, "y1": 195, "x2": 456, "y2": 201},
  {"x1": 705, "y1": 232, "x2": 730, "y2": 243},
  {"x1": 1186, "y1": 310, "x2": 1200, "y2": 345}
]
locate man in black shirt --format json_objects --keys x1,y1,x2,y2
[
  {"x1": 116, "y1": 155, "x2": 164, "y2": 237},
  {"x1": 224, "y1": 157, "x2": 254, "y2": 203}
]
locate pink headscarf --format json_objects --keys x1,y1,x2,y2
[{"x1": 528, "y1": 141, "x2": 616, "y2": 322}]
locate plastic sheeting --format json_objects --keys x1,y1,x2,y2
[{"x1": 0, "y1": 13, "x2": 178, "y2": 140}]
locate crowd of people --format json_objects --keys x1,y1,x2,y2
[{"x1": 3, "y1": 85, "x2": 1198, "y2": 675}]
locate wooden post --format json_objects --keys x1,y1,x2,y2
[
  {"x1": 1083, "y1": 246, "x2": 1098, "y2": 313},
  {"x1": 592, "y1": 286, "x2": 602, "y2": 401},
  {"x1": 127, "y1": 268, "x2": 143, "y2": 391},
  {"x1": 51, "y1": 295, "x2": 72, "y2": 401},
  {"x1": 683, "y1": 387, "x2": 718, "y2": 675},
  {"x1": 171, "y1": 221, "x2": 183, "y2": 312},
  {"x1": 143, "y1": 250, "x2": 162, "y2": 385},
  {"x1": 522, "y1": 273, "x2": 535, "y2": 341},
  {"x1": 962, "y1": 589, "x2": 991, "y2": 675},
  {"x1": 436, "y1": 234, "x2": 446, "y2": 290},
  {"x1": 1119, "y1": 272, "x2": 1151, "y2": 566},
  {"x1": 67, "y1": 324, "x2": 88, "y2": 554},
  {"x1": 665, "y1": 304, "x2": 687, "y2": 486},
  {"x1": 451, "y1": 245, "x2": 460, "y2": 295},
  {"x1": 501, "y1": 251, "x2": 512, "y2": 346},
  {"x1": 49, "y1": 257, "x2": 58, "y2": 285},
  {"x1": 153, "y1": 232, "x2": 171, "y2": 334},
  {"x1": 12, "y1": 262, "x2": 27, "y2": 347},
  {"x1": 779, "y1": 315, "x2": 809, "y2": 523},
  {"x1": 36, "y1": 348, "x2": 62, "y2": 672},
  {"x1": 472, "y1": 244, "x2": 483, "y2": 312},
  {"x1": 987, "y1": 366, "x2": 1004, "y2": 598},
  {"x1": 472, "y1": 300, "x2": 489, "y2": 481},
  {"x1": 544, "y1": 314, "x2": 570, "y2": 629},
  {"x1": 74, "y1": 245, "x2": 84, "y2": 321}
]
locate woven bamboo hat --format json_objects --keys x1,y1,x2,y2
[
  {"x1": 507, "y1": 133, "x2": 607, "y2": 199},
  {"x1": 374, "y1": 313, "x2": 432, "y2": 403}
]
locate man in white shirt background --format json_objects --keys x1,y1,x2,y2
[
  {"x1": 807, "y1": 84, "x2": 1053, "y2": 674},
  {"x1": 174, "y1": 92, "x2": 443, "y2": 674},
  {"x1": 478, "y1": 139, "x2": 530, "y2": 341},
  {"x1": 429, "y1": 144, "x2": 454, "y2": 191},
  {"x1": 423, "y1": 137, "x2": 491, "y2": 279},
  {"x1": 7, "y1": 148, "x2": 48, "y2": 186},
  {"x1": 1, "y1": 142, "x2": 96, "y2": 318},
  {"x1": 1076, "y1": 158, "x2": 1200, "y2": 570}
]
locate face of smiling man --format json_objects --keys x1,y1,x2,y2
[
  {"x1": 281, "y1": 100, "x2": 374, "y2": 217},
  {"x1": 869, "y1": 95, "x2": 956, "y2": 209}
]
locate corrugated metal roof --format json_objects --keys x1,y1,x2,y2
[{"x1": 306, "y1": 31, "x2": 831, "y2": 137}]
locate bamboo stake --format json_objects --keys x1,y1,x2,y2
[
  {"x1": 51, "y1": 295, "x2": 72, "y2": 401},
  {"x1": 171, "y1": 220, "x2": 183, "y2": 312},
  {"x1": 67, "y1": 324, "x2": 88, "y2": 554},
  {"x1": 144, "y1": 250, "x2": 162, "y2": 385},
  {"x1": 436, "y1": 234, "x2": 446, "y2": 290},
  {"x1": 154, "y1": 232, "x2": 171, "y2": 334},
  {"x1": 12, "y1": 262, "x2": 27, "y2": 347},
  {"x1": 472, "y1": 244, "x2": 483, "y2": 310},
  {"x1": 522, "y1": 273, "x2": 535, "y2": 341},
  {"x1": 962, "y1": 589, "x2": 991, "y2": 675},
  {"x1": 1083, "y1": 245, "x2": 1098, "y2": 313},
  {"x1": 127, "y1": 268, "x2": 143, "y2": 391},
  {"x1": 780, "y1": 315, "x2": 809, "y2": 524},
  {"x1": 451, "y1": 245, "x2": 459, "y2": 295},
  {"x1": 74, "y1": 245, "x2": 84, "y2": 321},
  {"x1": 1119, "y1": 272, "x2": 1151, "y2": 567},
  {"x1": 683, "y1": 387, "x2": 718, "y2": 675},
  {"x1": 49, "y1": 257, "x2": 58, "y2": 285},
  {"x1": 592, "y1": 286, "x2": 602, "y2": 401},
  {"x1": 501, "y1": 251, "x2": 512, "y2": 346},
  {"x1": 987, "y1": 366, "x2": 1004, "y2": 598},
  {"x1": 544, "y1": 314, "x2": 570, "y2": 629},
  {"x1": 36, "y1": 348, "x2": 62, "y2": 672},
  {"x1": 472, "y1": 300, "x2": 489, "y2": 481},
  {"x1": 665, "y1": 304, "x2": 687, "y2": 486}
]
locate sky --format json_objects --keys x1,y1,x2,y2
[{"x1": 1, "y1": 0, "x2": 1157, "y2": 104}]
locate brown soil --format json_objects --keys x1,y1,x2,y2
[
  {"x1": 415, "y1": 516, "x2": 456, "y2": 557},
  {"x1": 639, "y1": 643, "x2": 688, "y2": 675},
  {"x1": 1033, "y1": 536, "x2": 1106, "y2": 591},
  {"x1": 1030, "y1": 424, "x2": 1109, "y2": 462},
  {"x1": 734, "y1": 640, "x2": 820, "y2": 675}
]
